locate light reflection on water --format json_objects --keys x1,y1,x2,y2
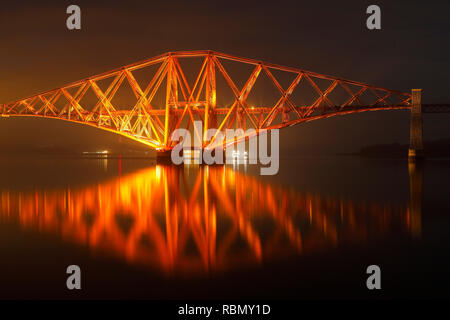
[{"x1": 0, "y1": 163, "x2": 420, "y2": 275}]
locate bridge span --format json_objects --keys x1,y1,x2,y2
[{"x1": 0, "y1": 51, "x2": 447, "y2": 160}]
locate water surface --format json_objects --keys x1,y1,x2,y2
[{"x1": 0, "y1": 156, "x2": 449, "y2": 299}]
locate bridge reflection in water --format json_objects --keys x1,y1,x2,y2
[{"x1": 0, "y1": 164, "x2": 420, "y2": 275}]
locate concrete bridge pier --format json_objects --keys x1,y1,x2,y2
[
  {"x1": 156, "y1": 147, "x2": 231, "y2": 165},
  {"x1": 408, "y1": 89, "x2": 424, "y2": 159},
  {"x1": 156, "y1": 150, "x2": 172, "y2": 164}
]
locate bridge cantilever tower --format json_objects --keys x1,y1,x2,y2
[
  {"x1": 0, "y1": 50, "x2": 413, "y2": 157},
  {"x1": 409, "y1": 89, "x2": 423, "y2": 159}
]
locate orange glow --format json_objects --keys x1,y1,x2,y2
[
  {"x1": 0, "y1": 165, "x2": 414, "y2": 275},
  {"x1": 0, "y1": 51, "x2": 412, "y2": 152}
]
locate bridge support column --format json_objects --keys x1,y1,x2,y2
[
  {"x1": 408, "y1": 89, "x2": 424, "y2": 159},
  {"x1": 156, "y1": 150, "x2": 173, "y2": 164}
]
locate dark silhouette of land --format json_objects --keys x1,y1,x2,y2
[
  {"x1": 357, "y1": 139, "x2": 450, "y2": 158},
  {"x1": 0, "y1": 143, "x2": 153, "y2": 157}
]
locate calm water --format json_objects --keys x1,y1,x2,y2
[{"x1": 0, "y1": 156, "x2": 449, "y2": 299}]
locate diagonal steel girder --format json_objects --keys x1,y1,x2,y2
[{"x1": 1, "y1": 51, "x2": 411, "y2": 151}]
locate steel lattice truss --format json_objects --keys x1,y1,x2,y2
[{"x1": 0, "y1": 51, "x2": 412, "y2": 150}]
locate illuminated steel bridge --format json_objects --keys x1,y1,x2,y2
[{"x1": 0, "y1": 51, "x2": 422, "y2": 155}]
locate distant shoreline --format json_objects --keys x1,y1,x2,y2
[
  {"x1": 354, "y1": 139, "x2": 450, "y2": 158},
  {"x1": 1, "y1": 140, "x2": 449, "y2": 159}
]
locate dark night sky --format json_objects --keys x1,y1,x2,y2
[{"x1": 0, "y1": 0, "x2": 449, "y2": 154}]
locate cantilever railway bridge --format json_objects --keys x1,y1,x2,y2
[{"x1": 1, "y1": 51, "x2": 448, "y2": 156}]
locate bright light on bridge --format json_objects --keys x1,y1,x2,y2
[{"x1": 0, "y1": 50, "x2": 412, "y2": 155}]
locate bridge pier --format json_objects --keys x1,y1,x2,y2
[
  {"x1": 408, "y1": 89, "x2": 424, "y2": 159},
  {"x1": 156, "y1": 148, "x2": 233, "y2": 165},
  {"x1": 156, "y1": 150, "x2": 173, "y2": 164}
]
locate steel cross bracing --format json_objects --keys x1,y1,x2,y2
[{"x1": 0, "y1": 51, "x2": 412, "y2": 150}]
